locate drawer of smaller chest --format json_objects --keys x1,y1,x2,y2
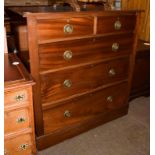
[
  {"x1": 5, "y1": 88, "x2": 30, "y2": 106},
  {"x1": 39, "y1": 33, "x2": 133, "y2": 71},
  {"x1": 97, "y1": 14, "x2": 136, "y2": 34},
  {"x1": 41, "y1": 57, "x2": 129, "y2": 104},
  {"x1": 43, "y1": 82, "x2": 128, "y2": 134},
  {"x1": 4, "y1": 133, "x2": 33, "y2": 155},
  {"x1": 37, "y1": 17, "x2": 93, "y2": 42},
  {"x1": 5, "y1": 108, "x2": 30, "y2": 134}
]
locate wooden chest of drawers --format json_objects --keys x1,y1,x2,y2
[
  {"x1": 4, "y1": 53, "x2": 36, "y2": 154},
  {"x1": 130, "y1": 40, "x2": 150, "y2": 99},
  {"x1": 7, "y1": 7, "x2": 140, "y2": 150}
]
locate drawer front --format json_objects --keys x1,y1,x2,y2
[
  {"x1": 5, "y1": 89, "x2": 29, "y2": 106},
  {"x1": 5, "y1": 108, "x2": 30, "y2": 133},
  {"x1": 97, "y1": 15, "x2": 136, "y2": 34},
  {"x1": 43, "y1": 82, "x2": 128, "y2": 134},
  {"x1": 41, "y1": 57, "x2": 129, "y2": 104},
  {"x1": 4, "y1": 134, "x2": 33, "y2": 155},
  {"x1": 39, "y1": 33, "x2": 133, "y2": 71},
  {"x1": 37, "y1": 17, "x2": 93, "y2": 42}
]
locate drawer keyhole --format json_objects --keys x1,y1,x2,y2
[
  {"x1": 16, "y1": 117, "x2": 26, "y2": 123},
  {"x1": 15, "y1": 94, "x2": 25, "y2": 101},
  {"x1": 19, "y1": 143, "x2": 29, "y2": 150}
]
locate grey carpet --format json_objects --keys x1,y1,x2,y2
[{"x1": 37, "y1": 97, "x2": 150, "y2": 155}]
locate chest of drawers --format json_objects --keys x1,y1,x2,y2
[
  {"x1": 7, "y1": 7, "x2": 140, "y2": 150},
  {"x1": 4, "y1": 53, "x2": 36, "y2": 154}
]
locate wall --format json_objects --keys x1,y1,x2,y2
[{"x1": 122, "y1": 0, "x2": 150, "y2": 41}]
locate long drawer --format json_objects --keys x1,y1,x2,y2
[
  {"x1": 37, "y1": 17, "x2": 94, "y2": 42},
  {"x1": 5, "y1": 108, "x2": 30, "y2": 134},
  {"x1": 97, "y1": 14, "x2": 136, "y2": 34},
  {"x1": 4, "y1": 133, "x2": 33, "y2": 155},
  {"x1": 39, "y1": 33, "x2": 133, "y2": 72},
  {"x1": 41, "y1": 57, "x2": 129, "y2": 104},
  {"x1": 43, "y1": 82, "x2": 128, "y2": 134}
]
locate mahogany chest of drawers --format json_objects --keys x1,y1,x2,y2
[
  {"x1": 7, "y1": 7, "x2": 140, "y2": 150},
  {"x1": 4, "y1": 53, "x2": 36, "y2": 154},
  {"x1": 130, "y1": 40, "x2": 150, "y2": 100}
]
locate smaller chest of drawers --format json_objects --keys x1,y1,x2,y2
[{"x1": 4, "y1": 53, "x2": 36, "y2": 155}]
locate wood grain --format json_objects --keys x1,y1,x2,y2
[
  {"x1": 4, "y1": 133, "x2": 33, "y2": 155},
  {"x1": 4, "y1": 53, "x2": 36, "y2": 155},
  {"x1": 37, "y1": 104, "x2": 129, "y2": 150},
  {"x1": 4, "y1": 108, "x2": 30, "y2": 133},
  {"x1": 97, "y1": 14, "x2": 136, "y2": 34},
  {"x1": 39, "y1": 33, "x2": 133, "y2": 71},
  {"x1": 37, "y1": 17, "x2": 94, "y2": 41},
  {"x1": 43, "y1": 82, "x2": 128, "y2": 134},
  {"x1": 40, "y1": 57, "x2": 129, "y2": 104},
  {"x1": 27, "y1": 16, "x2": 44, "y2": 136},
  {"x1": 7, "y1": 8, "x2": 139, "y2": 150},
  {"x1": 130, "y1": 40, "x2": 150, "y2": 99},
  {"x1": 122, "y1": 0, "x2": 150, "y2": 41}
]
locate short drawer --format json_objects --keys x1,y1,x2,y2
[
  {"x1": 5, "y1": 88, "x2": 29, "y2": 106},
  {"x1": 41, "y1": 57, "x2": 129, "y2": 104},
  {"x1": 43, "y1": 82, "x2": 128, "y2": 134},
  {"x1": 39, "y1": 33, "x2": 133, "y2": 71},
  {"x1": 37, "y1": 17, "x2": 94, "y2": 42},
  {"x1": 4, "y1": 133, "x2": 33, "y2": 155},
  {"x1": 4, "y1": 108, "x2": 30, "y2": 134},
  {"x1": 97, "y1": 15, "x2": 136, "y2": 34}
]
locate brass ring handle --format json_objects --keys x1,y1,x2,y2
[
  {"x1": 109, "y1": 68, "x2": 116, "y2": 76},
  {"x1": 63, "y1": 79, "x2": 72, "y2": 88},
  {"x1": 114, "y1": 20, "x2": 122, "y2": 30},
  {"x1": 64, "y1": 110, "x2": 71, "y2": 118},
  {"x1": 107, "y1": 96, "x2": 113, "y2": 103},
  {"x1": 15, "y1": 94, "x2": 25, "y2": 101},
  {"x1": 19, "y1": 143, "x2": 29, "y2": 151},
  {"x1": 112, "y1": 43, "x2": 119, "y2": 52},
  {"x1": 16, "y1": 117, "x2": 26, "y2": 123},
  {"x1": 64, "y1": 24, "x2": 73, "y2": 34},
  {"x1": 63, "y1": 50, "x2": 73, "y2": 60}
]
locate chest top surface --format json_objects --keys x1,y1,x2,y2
[{"x1": 4, "y1": 53, "x2": 34, "y2": 90}]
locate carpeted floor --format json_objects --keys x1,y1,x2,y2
[{"x1": 37, "y1": 97, "x2": 150, "y2": 155}]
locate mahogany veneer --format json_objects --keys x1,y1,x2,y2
[
  {"x1": 4, "y1": 53, "x2": 36, "y2": 154},
  {"x1": 130, "y1": 40, "x2": 150, "y2": 99},
  {"x1": 7, "y1": 7, "x2": 140, "y2": 150}
]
